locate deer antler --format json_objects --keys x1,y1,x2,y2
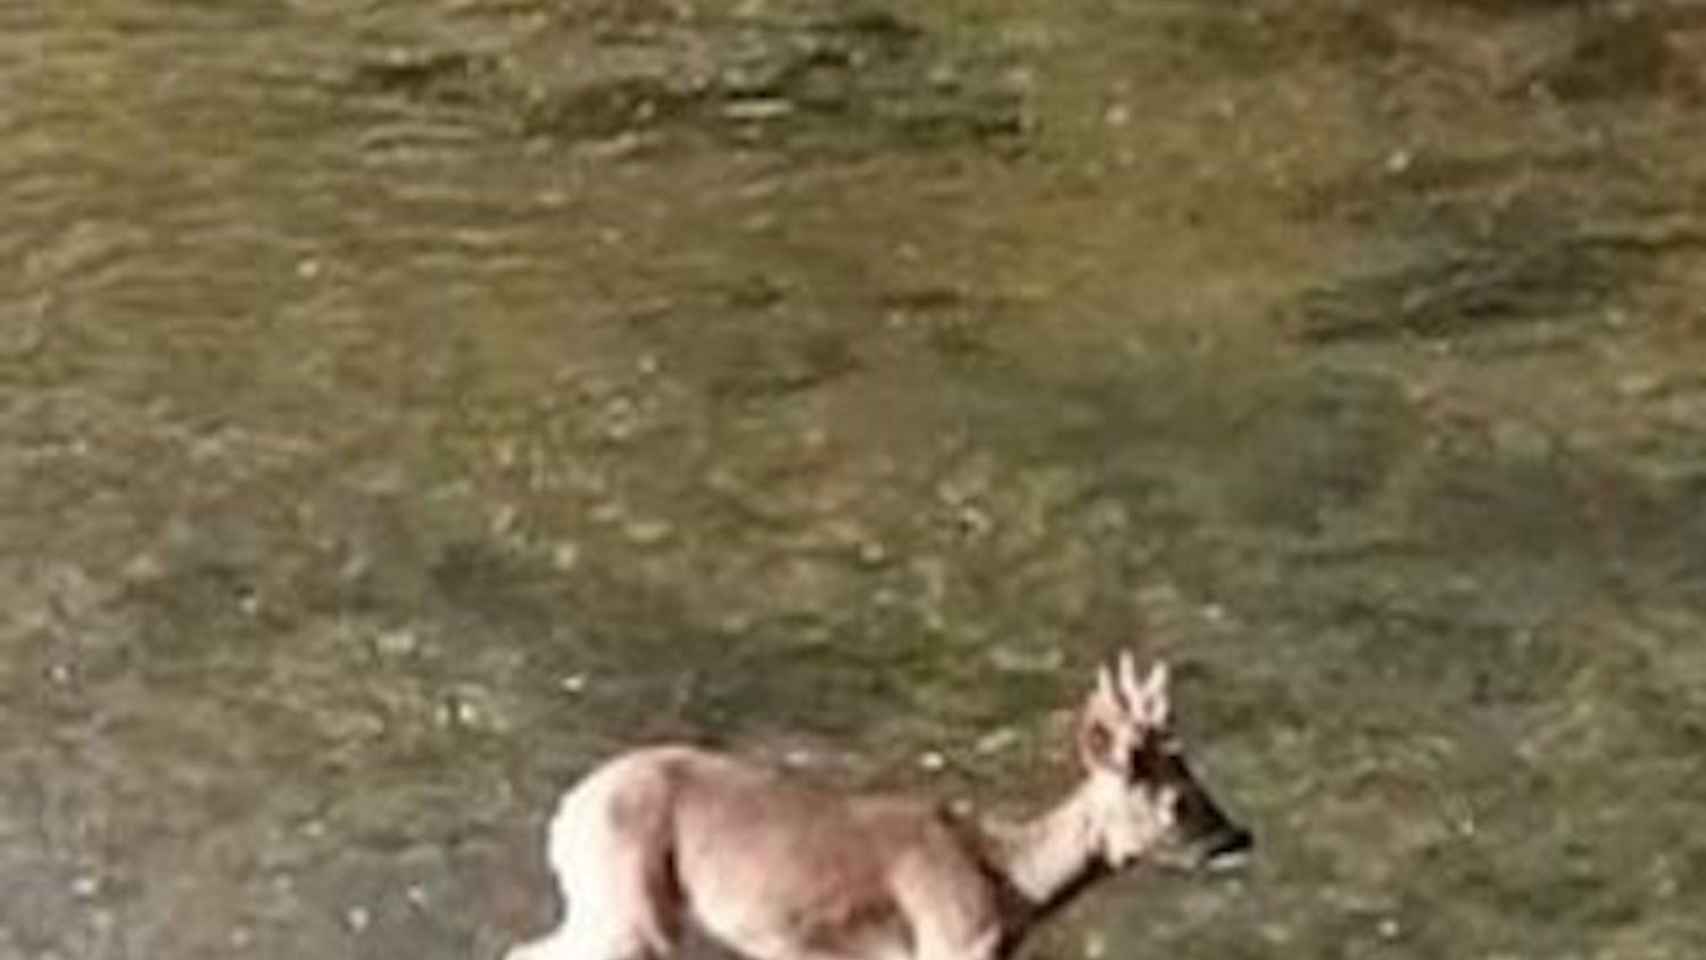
[
  {"x1": 1093, "y1": 662, "x2": 1126, "y2": 718},
  {"x1": 1115, "y1": 651, "x2": 1170, "y2": 727}
]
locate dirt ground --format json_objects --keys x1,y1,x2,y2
[{"x1": 4, "y1": 1, "x2": 1705, "y2": 958}]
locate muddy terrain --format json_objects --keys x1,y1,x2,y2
[{"x1": 3, "y1": 1, "x2": 1705, "y2": 958}]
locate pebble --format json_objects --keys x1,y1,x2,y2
[
  {"x1": 974, "y1": 727, "x2": 1020, "y2": 756},
  {"x1": 955, "y1": 505, "x2": 992, "y2": 538},
  {"x1": 551, "y1": 541, "x2": 582, "y2": 572},
  {"x1": 918, "y1": 751, "x2": 947, "y2": 773},
  {"x1": 559, "y1": 673, "x2": 588, "y2": 695},
  {"x1": 577, "y1": 131, "x2": 655, "y2": 160},
  {"x1": 374, "y1": 627, "x2": 418, "y2": 659},
  {"x1": 1615, "y1": 372, "x2": 1663, "y2": 398},
  {"x1": 623, "y1": 518, "x2": 674, "y2": 545},
  {"x1": 722, "y1": 98, "x2": 796, "y2": 121},
  {"x1": 453, "y1": 698, "x2": 482, "y2": 727},
  {"x1": 121, "y1": 551, "x2": 165, "y2": 584},
  {"x1": 1258, "y1": 922, "x2": 1294, "y2": 944},
  {"x1": 344, "y1": 906, "x2": 371, "y2": 934}
]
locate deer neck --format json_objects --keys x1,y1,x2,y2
[{"x1": 983, "y1": 778, "x2": 1110, "y2": 925}]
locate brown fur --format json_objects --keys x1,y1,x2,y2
[{"x1": 507, "y1": 652, "x2": 1250, "y2": 960}]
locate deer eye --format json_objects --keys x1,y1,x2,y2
[{"x1": 1125, "y1": 747, "x2": 1157, "y2": 783}]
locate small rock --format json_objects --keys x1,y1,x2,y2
[
  {"x1": 974, "y1": 727, "x2": 1020, "y2": 756},
  {"x1": 623, "y1": 518, "x2": 673, "y2": 545},
  {"x1": 1377, "y1": 917, "x2": 1401, "y2": 940},
  {"x1": 229, "y1": 926, "x2": 254, "y2": 948},
  {"x1": 46, "y1": 663, "x2": 72, "y2": 685},
  {"x1": 1258, "y1": 922, "x2": 1294, "y2": 945},
  {"x1": 1083, "y1": 930, "x2": 1108, "y2": 960},
  {"x1": 445, "y1": 694, "x2": 484, "y2": 729},
  {"x1": 491, "y1": 504, "x2": 520, "y2": 537},
  {"x1": 344, "y1": 905, "x2": 371, "y2": 934},
  {"x1": 559, "y1": 673, "x2": 588, "y2": 695},
  {"x1": 577, "y1": 131, "x2": 656, "y2": 160},
  {"x1": 602, "y1": 397, "x2": 639, "y2": 442},
  {"x1": 70, "y1": 874, "x2": 100, "y2": 899},
  {"x1": 1384, "y1": 148, "x2": 1413, "y2": 174},
  {"x1": 338, "y1": 551, "x2": 372, "y2": 583},
  {"x1": 918, "y1": 751, "x2": 947, "y2": 773},
  {"x1": 406, "y1": 884, "x2": 429, "y2": 909},
  {"x1": 1616, "y1": 372, "x2": 1663, "y2": 398},
  {"x1": 722, "y1": 98, "x2": 795, "y2": 121},
  {"x1": 857, "y1": 540, "x2": 887, "y2": 566},
  {"x1": 955, "y1": 505, "x2": 992, "y2": 538},
  {"x1": 121, "y1": 552, "x2": 165, "y2": 584},
  {"x1": 297, "y1": 258, "x2": 322, "y2": 279},
  {"x1": 374, "y1": 628, "x2": 418, "y2": 659},
  {"x1": 551, "y1": 541, "x2": 581, "y2": 572}
]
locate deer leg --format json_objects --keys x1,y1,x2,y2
[{"x1": 549, "y1": 817, "x2": 682, "y2": 959}]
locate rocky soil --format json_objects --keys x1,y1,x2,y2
[{"x1": 3, "y1": 1, "x2": 1705, "y2": 958}]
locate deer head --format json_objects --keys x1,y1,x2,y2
[{"x1": 1074, "y1": 652, "x2": 1252, "y2": 872}]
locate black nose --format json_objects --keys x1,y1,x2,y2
[{"x1": 1203, "y1": 825, "x2": 1253, "y2": 868}]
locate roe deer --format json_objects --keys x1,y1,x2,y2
[{"x1": 507, "y1": 651, "x2": 1251, "y2": 960}]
